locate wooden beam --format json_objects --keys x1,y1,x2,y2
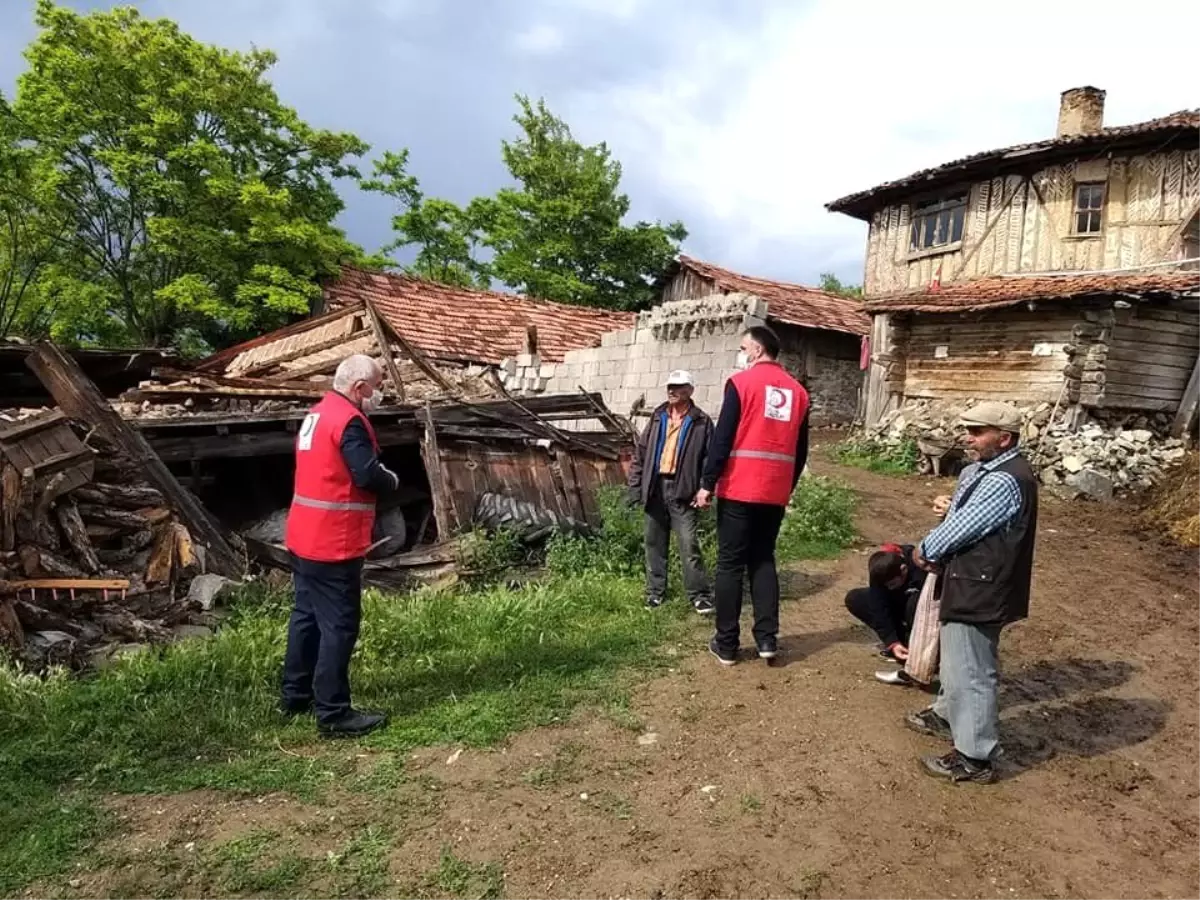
[
  {"x1": 419, "y1": 402, "x2": 456, "y2": 539},
  {"x1": 1171, "y1": 353, "x2": 1200, "y2": 437},
  {"x1": 364, "y1": 300, "x2": 407, "y2": 402},
  {"x1": 371, "y1": 302, "x2": 459, "y2": 396},
  {"x1": 1, "y1": 577, "x2": 130, "y2": 591},
  {"x1": 25, "y1": 342, "x2": 243, "y2": 579}
]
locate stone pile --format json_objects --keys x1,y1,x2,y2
[{"x1": 867, "y1": 399, "x2": 1191, "y2": 501}]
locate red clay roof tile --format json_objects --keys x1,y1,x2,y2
[
  {"x1": 864, "y1": 270, "x2": 1200, "y2": 314},
  {"x1": 671, "y1": 256, "x2": 870, "y2": 336},
  {"x1": 325, "y1": 267, "x2": 635, "y2": 364}
]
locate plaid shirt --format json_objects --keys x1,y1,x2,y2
[{"x1": 920, "y1": 446, "x2": 1024, "y2": 563}]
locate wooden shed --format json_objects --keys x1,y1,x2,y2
[{"x1": 863, "y1": 271, "x2": 1200, "y2": 434}]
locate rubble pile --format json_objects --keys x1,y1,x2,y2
[
  {"x1": 867, "y1": 399, "x2": 1190, "y2": 500},
  {"x1": 0, "y1": 407, "x2": 223, "y2": 670}
]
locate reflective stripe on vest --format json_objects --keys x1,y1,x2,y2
[
  {"x1": 292, "y1": 494, "x2": 375, "y2": 512},
  {"x1": 729, "y1": 449, "x2": 795, "y2": 463}
]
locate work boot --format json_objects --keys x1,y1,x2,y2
[
  {"x1": 318, "y1": 709, "x2": 388, "y2": 738},
  {"x1": 708, "y1": 637, "x2": 737, "y2": 667},
  {"x1": 692, "y1": 596, "x2": 715, "y2": 616},
  {"x1": 904, "y1": 708, "x2": 953, "y2": 741},
  {"x1": 920, "y1": 750, "x2": 996, "y2": 784}
]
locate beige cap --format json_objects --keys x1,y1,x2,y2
[{"x1": 960, "y1": 401, "x2": 1022, "y2": 433}]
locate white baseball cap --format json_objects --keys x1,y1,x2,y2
[{"x1": 666, "y1": 369, "x2": 693, "y2": 387}]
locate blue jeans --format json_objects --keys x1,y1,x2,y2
[
  {"x1": 281, "y1": 553, "x2": 364, "y2": 724},
  {"x1": 932, "y1": 621, "x2": 1003, "y2": 760}
]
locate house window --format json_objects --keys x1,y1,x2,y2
[
  {"x1": 1073, "y1": 183, "x2": 1105, "y2": 234},
  {"x1": 909, "y1": 195, "x2": 967, "y2": 252}
]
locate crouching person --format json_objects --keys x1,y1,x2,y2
[
  {"x1": 627, "y1": 370, "x2": 715, "y2": 614},
  {"x1": 906, "y1": 402, "x2": 1038, "y2": 784},
  {"x1": 844, "y1": 542, "x2": 926, "y2": 664},
  {"x1": 281, "y1": 354, "x2": 399, "y2": 738}
]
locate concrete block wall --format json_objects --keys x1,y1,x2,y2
[{"x1": 540, "y1": 292, "x2": 766, "y2": 421}]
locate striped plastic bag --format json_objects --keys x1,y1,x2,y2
[{"x1": 903, "y1": 573, "x2": 940, "y2": 685}]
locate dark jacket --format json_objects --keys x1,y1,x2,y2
[
  {"x1": 939, "y1": 454, "x2": 1039, "y2": 627},
  {"x1": 628, "y1": 402, "x2": 714, "y2": 507}
]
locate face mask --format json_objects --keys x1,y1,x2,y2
[
  {"x1": 361, "y1": 388, "x2": 382, "y2": 412},
  {"x1": 734, "y1": 351, "x2": 750, "y2": 370}
]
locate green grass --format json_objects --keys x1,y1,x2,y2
[
  {"x1": 419, "y1": 846, "x2": 504, "y2": 899},
  {"x1": 829, "y1": 435, "x2": 919, "y2": 476},
  {"x1": 0, "y1": 478, "x2": 858, "y2": 897}
]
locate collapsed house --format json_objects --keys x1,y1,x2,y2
[
  {"x1": 826, "y1": 86, "x2": 1200, "y2": 497},
  {"x1": 118, "y1": 298, "x2": 632, "y2": 584}
]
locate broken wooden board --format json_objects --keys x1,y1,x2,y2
[
  {"x1": 0, "y1": 409, "x2": 95, "y2": 498},
  {"x1": 25, "y1": 342, "x2": 242, "y2": 579}
]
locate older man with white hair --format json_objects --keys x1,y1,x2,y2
[{"x1": 281, "y1": 354, "x2": 399, "y2": 738}]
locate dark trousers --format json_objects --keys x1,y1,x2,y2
[
  {"x1": 844, "y1": 586, "x2": 917, "y2": 647},
  {"x1": 281, "y1": 553, "x2": 364, "y2": 723},
  {"x1": 713, "y1": 498, "x2": 785, "y2": 650},
  {"x1": 645, "y1": 478, "x2": 711, "y2": 604}
]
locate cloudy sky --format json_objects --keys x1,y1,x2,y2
[{"x1": 2, "y1": 0, "x2": 1196, "y2": 288}]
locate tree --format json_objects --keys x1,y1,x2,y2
[
  {"x1": 818, "y1": 272, "x2": 863, "y2": 299},
  {"x1": 475, "y1": 96, "x2": 685, "y2": 310},
  {"x1": 11, "y1": 1, "x2": 369, "y2": 349},
  {"x1": 359, "y1": 150, "x2": 491, "y2": 289},
  {"x1": 0, "y1": 92, "x2": 66, "y2": 338}
]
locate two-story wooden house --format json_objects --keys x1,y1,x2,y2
[{"x1": 828, "y1": 87, "x2": 1199, "y2": 435}]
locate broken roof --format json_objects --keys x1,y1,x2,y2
[
  {"x1": 323, "y1": 266, "x2": 635, "y2": 365},
  {"x1": 662, "y1": 256, "x2": 870, "y2": 337},
  {"x1": 827, "y1": 109, "x2": 1200, "y2": 220},
  {"x1": 863, "y1": 270, "x2": 1200, "y2": 314}
]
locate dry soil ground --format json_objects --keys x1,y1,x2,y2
[{"x1": 48, "y1": 453, "x2": 1200, "y2": 899}]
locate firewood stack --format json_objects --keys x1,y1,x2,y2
[{"x1": 0, "y1": 408, "x2": 210, "y2": 670}]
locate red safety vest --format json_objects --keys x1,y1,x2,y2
[
  {"x1": 716, "y1": 361, "x2": 809, "y2": 507},
  {"x1": 285, "y1": 391, "x2": 380, "y2": 562}
]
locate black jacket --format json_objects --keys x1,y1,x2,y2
[
  {"x1": 939, "y1": 454, "x2": 1039, "y2": 627},
  {"x1": 628, "y1": 402, "x2": 714, "y2": 507}
]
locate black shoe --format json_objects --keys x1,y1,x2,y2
[
  {"x1": 756, "y1": 637, "x2": 778, "y2": 660},
  {"x1": 645, "y1": 596, "x2": 665, "y2": 610},
  {"x1": 920, "y1": 750, "x2": 996, "y2": 784},
  {"x1": 904, "y1": 708, "x2": 953, "y2": 741},
  {"x1": 693, "y1": 597, "x2": 715, "y2": 616},
  {"x1": 708, "y1": 637, "x2": 737, "y2": 667},
  {"x1": 318, "y1": 709, "x2": 388, "y2": 738},
  {"x1": 279, "y1": 698, "x2": 313, "y2": 717}
]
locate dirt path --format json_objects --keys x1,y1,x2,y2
[{"x1": 71, "y1": 455, "x2": 1200, "y2": 899}]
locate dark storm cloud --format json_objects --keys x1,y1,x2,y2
[{"x1": 1, "y1": 1, "x2": 857, "y2": 282}]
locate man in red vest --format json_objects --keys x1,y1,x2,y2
[
  {"x1": 281, "y1": 354, "x2": 399, "y2": 737},
  {"x1": 695, "y1": 325, "x2": 810, "y2": 666}
]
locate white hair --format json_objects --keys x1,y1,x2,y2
[{"x1": 332, "y1": 354, "x2": 382, "y2": 393}]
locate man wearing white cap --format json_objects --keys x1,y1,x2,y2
[
  {"x1": 905, "y1": 401, "x2": 1039, "y2": 784},
  {"x1": 627, "y1": 369, "x2": 715, "y2": 614}
]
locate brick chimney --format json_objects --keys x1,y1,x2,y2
[{"x1": 1057, "y1": 86, "x2": 1106, "y2": 138}]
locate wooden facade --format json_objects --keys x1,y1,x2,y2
[
  {"x1": 832, "y1": 90, "x2": 1200, "y2": 429},
  {"x1": 862, "y1": 148, "x2": 1200, "y2": 295}
]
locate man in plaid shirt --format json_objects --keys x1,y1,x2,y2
[{"x1": 905, "y1": 401, "x2": 1039, "y2": 784}]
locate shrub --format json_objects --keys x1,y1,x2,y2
[
  {"x1": 778, "y1": 474, "x2": 858, "y2": 560},
  {"x1": 830, "y1": 435, "x2": 919, "y2": 475}
]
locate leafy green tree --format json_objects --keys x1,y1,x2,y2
[
  {"x1": 818, "y1": 272, "x2": 863, "y2": 299},
  {"x1": 359, "y1": 150, "x2": 491, "y2": 289},
  {"x1": 12, "y1": 0, "x2": 369, "y2": 349},
  {"x1": 475, "y1": 96, "x2": 685, "y2": 310},
  {"x1": 0, "y1": 92, "x2": 66, "y2": 338}
]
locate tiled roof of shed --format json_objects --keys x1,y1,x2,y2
[
  {"x1": 325, "y1": 267, "x2": 636, "y2": 364},
  {"x1": 863, "y1": 270, "x2": 1200, "y2": 314},
  {"x1": 669, "y1": 256, "x2": 870, "y2": 336}
]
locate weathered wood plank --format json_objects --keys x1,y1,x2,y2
[
  {"x1": 1171, "y1": 354, "x2": 1200, "y2": 437},
  {"x1": 25, "y1": 342, "x2": 242, "y2": 579}
]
